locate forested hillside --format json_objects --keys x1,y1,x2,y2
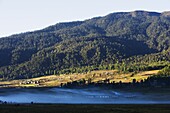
[{"x1": 0, "y1": 11, "x2": 170, "y2": 79}]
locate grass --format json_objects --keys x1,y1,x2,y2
[
  {"x1": 0, "y1": 70, "x2": 160, "y2": 88},
  {"x1": 0, "y1": 104, "x2": 170, "y2": 113}
]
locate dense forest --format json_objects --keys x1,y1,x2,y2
[{"x1": 0, "y1": 11, "x2": 170, "y2": 80}]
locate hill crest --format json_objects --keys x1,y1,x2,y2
[{"x1": 0, "y1": 10, "x2": 169, "y2": 79}]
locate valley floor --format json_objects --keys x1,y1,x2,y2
[{"x1": 0, "y1": 104, "x2": 170, "y2": 113}]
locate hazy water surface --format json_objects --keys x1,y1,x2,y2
[{"x1": 0, "y1": 87, "x2": 170, "y2": 104}]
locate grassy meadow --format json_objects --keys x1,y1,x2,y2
[{"x1": 0, "y1": 69, "x2": 160, "y2": 88}]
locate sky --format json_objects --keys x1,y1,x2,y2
[{"x1": 0, "y1": 0, "x2": 170, "y2": 38}]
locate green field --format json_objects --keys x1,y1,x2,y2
[{"x1": 0, "y1": 104, "x2": 170, "y2": 113}]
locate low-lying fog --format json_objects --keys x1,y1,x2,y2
[{"x1": 0, "y1": 87, "x2": 170, "y2": 104}]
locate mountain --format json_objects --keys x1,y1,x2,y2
[{"x1": 0, "y1": 10, "x2": 170, "y2": 79}]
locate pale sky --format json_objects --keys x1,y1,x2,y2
[{"x1": 0, "y1": 0, "x2": 170, "y2": 37}]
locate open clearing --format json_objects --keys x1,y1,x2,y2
[{"x1": 0, "y1": 70, "x2": 160, "y2": 88}]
